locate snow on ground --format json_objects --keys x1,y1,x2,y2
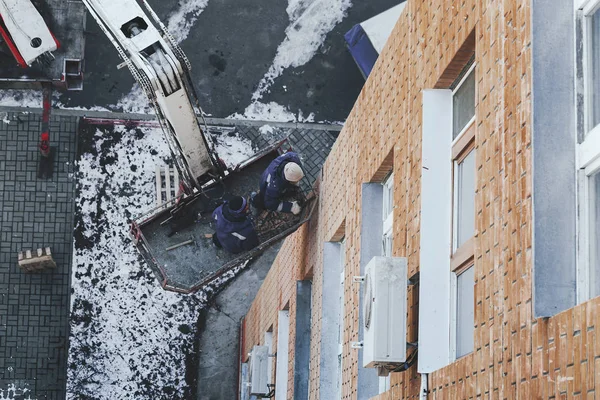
[
  {"x1": 231, "y1": 0, "x2": 351, "y2": 122},
  {"x1": 251, "y1": 0, "x2": 352, "y2": 101},
  {"x1": 228, "y1": 101, "x2": 314, "y2": 123},
  {"x1": 113, "y1": 84, "x2": 154, "y2": 115},
  {"x1": 0, "y1": 89, "x2": 42, "y2": 108},
  {"x1": 212, "y1": 130, "x2": 255, "y2": 168},
  {"x1": 52, "y1": 103, "x2": 111, "y2": 112},
  {"x1": 69, "y1": 124, "x2": 248, "y2": 399},
  {"x1": 166, "y1": 0, "x2": 210, "y2": 43},
  {"x1": 0, "y1": 384, "x2": 35, "y2": 400},
  {"x1": 69, "y1": 125, "x2": 202, "y2": 399}
]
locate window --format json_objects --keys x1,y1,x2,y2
[
  {"x1": 454, "y1": 265, "x2": 475, "y2": 358},
  {"x1": 452, "y1": 68, "x2": 476, "y2": 139},
  {"x1": 451, "y1": 64, "x2": 476, "y2": 260},
  {"x1": 580, "y1": 0, "x2": 600, "y2": 133},
  {"x1": 590, "y1": 172, "x2": 600, "y2": 295},
  {"x1": 451, "y1": 63, "x2": 476, "y2": 357},
  {"x1": 590, "y1": 6, "x2": 600, "y2": 128},
  {"x1": 382, "y1": 173, "x2": 394, "y2": 257},
  {"x1": 379, "y1": 175, "x2": 393, "y2": 392},
  {"x1": 454, "y1": 145, "x2": 476, "y2": 250},
  {"x1": 265, "y1": 330, "x2": 274, "y2": 389},
  {"x1": 577, "y1": 0, "x2": 600, "y2": 301}
]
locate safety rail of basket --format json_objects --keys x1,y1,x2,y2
[{"x1": 153, "y1": 193, "x2": 318, "y2": 294}]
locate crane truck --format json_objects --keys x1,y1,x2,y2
[
  {"x1": 0, "y1": 0, "x2": 315, "y2": 293},
  {"x1": 83, "y1": 0, "x2": 316, "y2": 293}
]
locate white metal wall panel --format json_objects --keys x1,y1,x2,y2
[
  {"x1": 418, "y1": 89, "x2": 453, "y2": 373},
  {"x1": 360, "y1": 2, "x2": 407, "y2": 54},
  {"x1": 274, "y1": 311, "x2": 290, "y2": 400}
]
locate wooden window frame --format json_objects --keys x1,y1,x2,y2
[
  {"x1": 450, "y1": 66, "x2": 476, "y2": 272},
  {"x1": 449, "y1": 64, "x2": 477, "y2": 360}
]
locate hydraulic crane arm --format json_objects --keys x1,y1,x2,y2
[{"x1": 81, "y1": 0, "x2": 223, "y2": 189}]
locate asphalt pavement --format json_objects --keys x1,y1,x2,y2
[{"x1": 58, "y1": 0, "x2": 401, "y2": 121}]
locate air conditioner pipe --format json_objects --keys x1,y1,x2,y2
[{"x1": 420, "y1": 373, "x2": 428, "y2": 400}]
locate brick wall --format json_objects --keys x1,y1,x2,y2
[{"x1": 239, "y1": 0, "x2": 600, "y2": 399}]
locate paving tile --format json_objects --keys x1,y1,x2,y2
[{"x1": 0, "y1": 113, "x2": 76, "y2": 399}]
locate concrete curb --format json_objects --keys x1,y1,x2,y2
[{"x1": 0, "y1": 106, "x2": 344, "y2": 131}]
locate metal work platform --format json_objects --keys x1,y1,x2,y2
[
  {"x1": 132, "y1": 147, "x2": 316, "y2": 293},
  {"x1": 0, "y1": 0, "x2": 86, "y2": 90},
  {"x1": 75, "y1": 114, "x2": 339, "y2": 293}
]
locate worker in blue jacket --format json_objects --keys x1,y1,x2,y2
[
  {"x1": 212, "y1": 196, "x2": 259, "y2": 254},
  {"x1": 252, "y1": 152, "x2": 305, "y2": 215}
]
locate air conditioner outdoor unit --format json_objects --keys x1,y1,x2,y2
[
  {"x1": 361, "y1": 256, "x2": 407, "y2": 369},
  {"x1": 249, "y1": 345, "x2": 269, "y2": 396}
]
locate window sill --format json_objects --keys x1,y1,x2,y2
[{"x1": 451, "y1": 236, "x2": 475, "y2": 272}]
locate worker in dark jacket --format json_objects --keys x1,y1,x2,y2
[
  {"x1": 252, "y1": 152, "x2": 304, "y2": 215},
  {"x1": 212, "y1": 196, "x2": 259, "y2": 254}
]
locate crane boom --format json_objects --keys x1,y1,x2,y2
[{"x1": 81, "y1": 0, "x2": 222, "y2": 189}]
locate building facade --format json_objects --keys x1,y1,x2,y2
[{"x1": 241, "y1": 0, "x2": 600, "y2": 398}]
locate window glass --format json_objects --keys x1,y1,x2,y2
[
  {"x1": 591, "y1": 7, "x2": 600, "y2": 130},
  {"x1": 383, "y1": 233, "x2": 393, "y2": 257},
  {"x1": 382, "y1": 174, "x2": 394, "y2": 220},
  {"x1": 382, "y1": 173, "x2": 394, "y2": 256},
  {"x1": 453, "y1": 69, "x2": 476, "y2": 139},
  {"x1": 590, "y1": 171, "x2": 600, "y2": 297},
  {"x1": 456, "y1": 150, "x2": 476, "y2": 249},
  {"x1": 456, "y1": 266, "x2": 474, "y2": 358}
]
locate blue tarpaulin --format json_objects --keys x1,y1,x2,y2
[{"x1": 344, "y1": 24, "x2": 379, "y2": 79}]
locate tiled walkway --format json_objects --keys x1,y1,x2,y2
[{"x1": 0, "y1": 112, "x2": 77, "y2": 399}]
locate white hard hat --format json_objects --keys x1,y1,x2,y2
[{"x1": 284, "y1": 162, "x2": 304, "y2": 183}]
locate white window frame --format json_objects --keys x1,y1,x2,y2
[
  {"x1": 576, "y1": 0, "x2": 600, "y2": 12},
  {"x1": 449, "y1": 271, "x2": 458, "y2": 360},
  {"x1": 576, "y1": 0, "x2": 600, "y2": 302},
  {"x1": 382, "y1": 173, "x2": 394, "y2": 257},
  {"x1": 451, "y1": 62, "x2": 477, "y2": 138}
]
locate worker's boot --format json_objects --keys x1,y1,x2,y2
[{"x1": 250, "y1": 192, "x2": 261, "y2": 217}]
